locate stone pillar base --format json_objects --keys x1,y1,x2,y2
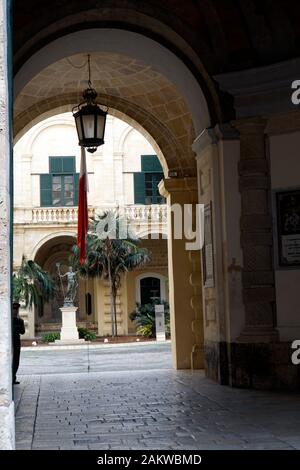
[
  {"x1": 237, "y1": 327, "x2": 279, "y2": 343},
  {"x1": 53, "y1": 339, "x2": 86, "y2": 345},
  {"x1": 0, "y1": 402, "x2": 15, "y2": 450},
  {"x1": 52, "y1": 306, "x2": 85, "y2": 345},
  {"x1": 204, "y1": 340, "x2": 300, "y2": 390}
]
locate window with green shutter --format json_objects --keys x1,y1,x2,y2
[
  {"x1": 141, "y1": 155, "x2": 162, "y2": 172},
  {"x1": 134, "y1": 172, "x2": 146, "y2": 204},
  {"x1": 145, "y1": 172, "x2": 165, "y2": 204},
  {"x1": 133, "y1": 155, "x2": 165, "y2": 205},
  {"x1": 49, "y1": 156, "x2": 75, "y2": 173},
  {"x1": 40, "y1": 174, "x2": 52, "y2": 206},
  {"x1": 40, "y1": 157, "x2": 78, "y2": 207}
]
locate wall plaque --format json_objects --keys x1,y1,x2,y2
[
  {"x1": 203, "y1": 202, "x2": 215, "y2": 287},
  {"x1": 276, "y1": 189, "x2": 300, "y2": 267}
]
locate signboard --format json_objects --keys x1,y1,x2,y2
[
  {"x1": 155, "y1": 304, "x2": 166, "y2": 342},
  {"x1": 276, "y1": 189, "x2": 300, "y2": 267},
  {"x1": 203, "y1": 202, "x2": 215, "y2": 287}
]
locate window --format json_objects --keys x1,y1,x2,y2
[
  {"x1": 40, "y1": 157, "x2": 79, "y2": 207},
  {"x1": 145, "y1": 173, "x2": 165, "y2": 204},
  {"x1": 133, "y1": 155, "x2": 165, "y2": 205},
  {"x1": 52, "y1": 174, "x2": 75, "y2": 206}
]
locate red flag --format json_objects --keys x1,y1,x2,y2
[{"x1": 77, "y1": 146, "x2": 89, "y2": 265}]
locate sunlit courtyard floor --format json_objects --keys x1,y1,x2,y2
[{"x1": 14, "y1": 342, "x2": 300, "y2": 450}]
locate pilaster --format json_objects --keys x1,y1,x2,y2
[
  {"x1": 159, "y1": 177, "x2": 204, "y2": 369},
  {"x1": 234, "y1": 117, "x2": 278, "y2": 343}
]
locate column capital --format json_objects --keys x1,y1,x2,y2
[
  {"x1": 192, "y1": 128, "x2": 217, "y2": 155},
  {"x1": 232, "y1": 117, "x2": 268, "y2": 134},
  {"x1": 193, "y1": 124, "x2": 239, "y2": 156},
  {"x1": 158, "y1": 177, "x2": 197, "y2": 198}
]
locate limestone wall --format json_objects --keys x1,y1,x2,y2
[{"x1": 13, "y1": 112, "x2": 157, "y2": 213}]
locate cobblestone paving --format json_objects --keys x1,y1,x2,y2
[{"x1": 14, "y1": 343, "x2": 300, "y2": 450}]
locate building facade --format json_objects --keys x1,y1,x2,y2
[{"x1": 13, "y1": 113, "x2": 168, "y2": 338}]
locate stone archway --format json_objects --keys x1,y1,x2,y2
[
  {"x1": 32, "y1": 235, "x2": 76, "y2": 334},
  {"x1": 31, "y1": 233, "x2": 97, "y2": 336},
  {"x1": 13, "y1": 26, "x2": 209, "y2": 373}
]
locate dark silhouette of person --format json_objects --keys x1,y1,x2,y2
[{"x1": 12, "y1": 303, "x2": 25, "y2": 385}]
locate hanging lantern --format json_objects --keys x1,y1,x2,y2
[{"x1": 73, "y1": 55, "x2": 107, "y2": 153}]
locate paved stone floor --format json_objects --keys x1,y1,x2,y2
[{"x1": 14, "y1": 342, "x2": 300, "y2": 450}]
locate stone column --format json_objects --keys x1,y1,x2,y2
[
  {"x1": 0, "y1": 0, "x2": 15, "y2": 449},
  {"x1": 234, "y1": 118, "x2": 278, "y2": 342},
  {"x1": 193, "y1": 124, "x2": 243, "y2": 383},
  {"x1": 159, "y1": 177, "x2": 204, "y2": 369}
]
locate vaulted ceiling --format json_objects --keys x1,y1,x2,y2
[
  {"x1": 14, "y1": 0, "x2": 300, "y2": 75},
  {"x1": 13, "y1": 0, "x2": 300, "y2": 175}
]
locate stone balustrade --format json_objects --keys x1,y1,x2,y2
[
  {"x1": 14, "y1": 205, "x2": 167, "y2": 225},
  {"x1": 123, "y1": 205, "x2": 167, "y2": 222},
  {"x1": 32, "y1": 207, "x2": 95, "y2": 223}
]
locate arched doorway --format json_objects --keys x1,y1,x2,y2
[
  {"x1": 32, "y1": 234, "x2": 96, "y2": 334},
  {"x1": 136, "y1": 273, "x2": 167, "y2": 305}
]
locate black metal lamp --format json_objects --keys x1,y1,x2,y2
[{"x1": 73, "y1": 55, "x2": 107, "y2": 153}]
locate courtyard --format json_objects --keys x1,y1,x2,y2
[{"x1": 15, "y1": 342, "x2": 300, "y2": 450}]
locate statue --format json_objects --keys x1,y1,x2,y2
[{"x1": 56, "y1": 263, "x2": 77, "y2": 306}]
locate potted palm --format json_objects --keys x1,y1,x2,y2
[{"x1": 12, "y1": 256, "x2": 56, "y2": 314}]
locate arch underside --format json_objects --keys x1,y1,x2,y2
[
  {"x1": 14, "y1": 27, "x2": 216, "y2": 176},
  {"x1": 14, "y1": 93, "x2": 187, "y2": 176}
]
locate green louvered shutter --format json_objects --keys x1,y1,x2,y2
[
  {"x1": 49, "y1": 156, "x2": 75, "y2": 173},
  {"x1": 40, "y1": 174, "x2": 52, "y2": 206},
  {"x1": 62, "y1": 157, "x2": 75, "y2": 173},
  {"x1": 49, "y1": 157, "x2": 62, "y2": 173},
  {"x1": 134, "y1": 173, "x2": 146, "y2": 204},
  {"x1": 141, "y1": 155, "x2": 162, "y2": 172},
  {"x1": 74, "y1": 173, "x2": 79, "y2": 206}
]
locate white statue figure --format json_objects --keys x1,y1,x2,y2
[{"x1": 56, "y1": 264, "x2": 77, "y2": 306}]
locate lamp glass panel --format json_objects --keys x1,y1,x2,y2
[
  {"x1": 75, "y1": 114, "x2": 83, "y2": 140},
  {"x1": 96, "y1": 115, "x2": 105, "y2": 140},
  {"x1": 82, "y1": 114, "x2": 95, "y2": 139}
]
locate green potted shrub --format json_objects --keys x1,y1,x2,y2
[{"x1": 130, "y1": 300, "x2": 170, "y2": 338}]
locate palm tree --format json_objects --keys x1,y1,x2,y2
[
  {"x1": 72, "y1": 211, "x2": 150, "y2": 336},
  {"x1": 13, "y1": 256, "x2": 56, "y2": 310}
]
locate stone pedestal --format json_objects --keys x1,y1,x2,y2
[{"x1": 54, "y1": 306, "x2": 85, "y2": 345}]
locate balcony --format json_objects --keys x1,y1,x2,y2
[{"x1": 14, "y1": 205, "x2": 167, "y2": 226}]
